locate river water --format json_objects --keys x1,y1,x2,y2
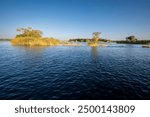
[{"x1": 0, "y1": 42, "x2": 150, "y2": 99}]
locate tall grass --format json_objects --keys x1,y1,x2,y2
[
  {"x1": 88, "y1": 42, "x2": 99, "y2": 47},
  {"x1": 11, "y1": 37, "x2": 60, "y2": 46}
]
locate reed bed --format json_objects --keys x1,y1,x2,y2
[{"x1": 11, "y1": 37, "x2": 60, "y2": 46}]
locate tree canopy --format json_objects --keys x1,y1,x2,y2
[
  {"x1": 92, "y1": 32, "x2": 101, "y2": 42},
  {"x1": 126, "y1": 36, "x2": 138, "y2": 42},
  {"x1": 16, "y1": 27, "x2": 43, "y2": 38}
]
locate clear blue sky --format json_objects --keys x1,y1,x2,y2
[{"x1": 0, "y1": 0, "x2": 150, "y2": 40}]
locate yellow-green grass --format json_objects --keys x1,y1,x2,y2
[
  {"x1": 11, "y1": 37, "x2": 60, "y2": 46},
  {"x1": 88, "y1": 43, "x2": 99, "y2": 47},
  {"x1": 88, "y1": 42, "x2": 107, "y2": 47},
  {"x1": 61, "y1": 43, "x2": 82, "y2": 46}
]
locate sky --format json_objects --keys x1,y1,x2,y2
[{"x1": 0, "y1": 0, "x2": 150, "y2": 40}]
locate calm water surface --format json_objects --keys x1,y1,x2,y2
[{"x1": 0, "y1": 42, "x2": 150, "y2": 99}]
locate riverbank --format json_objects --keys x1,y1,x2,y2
[
  {"x1": 142, "y1": 45, "x2": 150, "y2": 48},
  {"x1": 69, "y1": 38, "x2": 150, "y2": 44},
  {"x1": 115, "y1": 40, "x2": 150, "y2": 44},
  {"x1": 0, "y1": 39, "x2": 11, "y2": 41}
]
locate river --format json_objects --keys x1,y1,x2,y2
[{"x1": 0, "y1": 42, "x2": 150, "y2": 99}]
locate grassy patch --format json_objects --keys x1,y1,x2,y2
[{"x1": 11, "y1": 37, "x2": 60, "y2": 46}]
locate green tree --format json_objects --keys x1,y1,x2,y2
[
  {"x1": 16, "y1": 27, "x2": 43, "y2": 38},
  {"x1": 126, "y1": 36, "x2": 138, "y2": 42},
  {"x1": 92, "y1": 32, "x2": 101, "y2": 42}
]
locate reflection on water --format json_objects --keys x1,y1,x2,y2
[
  {"x1": 91, "y1": 47, "x2": 99, "y2": 62},
  {"x1": 14, "y1": 46, "x2": 46, "y2": 68},
  {"x1": 0, "y1": 42, "x2": 150, "y2": 100},
  {"x1": 14, "y1": 45, "x2": 46, "y2": 53}
]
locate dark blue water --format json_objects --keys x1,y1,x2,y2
[{"x1": 0, "y1": 42, "x2": 150, "y2": 99}]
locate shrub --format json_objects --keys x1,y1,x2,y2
[{"x1": 11, "y1": 27, "x2": 60, "y2": 46}]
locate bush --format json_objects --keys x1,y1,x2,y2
[{"x1": 11, "y1": 27, "x2": 60, "y2": 46}]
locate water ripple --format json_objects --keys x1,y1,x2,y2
[{"x1": 0, "y1": 42, "x2": 150, "y2": 99}]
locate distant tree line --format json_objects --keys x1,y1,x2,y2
[
  {"x1": 0, "y1": 39, "x2": 11, "y2": 41},
  {"x1": 69, "y1": 38, "x2": 109, "y2": 42},
  {"x1": 69, "y1": 35, "x2": 150, "y2": 44},
  {"x1": 116, "y1": 36, "x2": 150, "y2": 44},
  {"x1": 116, "y1": 40, "x2": 150, "y2": 44}
]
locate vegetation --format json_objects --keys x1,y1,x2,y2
[
  {"x1": 69, "y1": 38, "x2": 108, "y2": 42},
  {"x1": 142, "y1": 45, "x2": 150, "y2": 48},
  {"x1": 92, "y1": 32, "x2": 101, "y2": 42},
  {"x1": 11, "y1": 27, "x2": 60, "y2": 46},
  {"x1": 0, "y1": 39, "x2": 11, "y2": 41},
  {"x1": 116, "y1": 40, "x2": 150, "y2": 44},
  {"x1": 69, "y1": 38, "x2": 91, "y2": 42},
  {"x1": 16, "y1": 27, "x2": 43, "y2": 38},
  {"x1": 11, "y1": 28, "x2": 150, "y2": 47},
  {"x1": 126, "y1": 36, "x2": 137, "y2": 42},
  {"x1": 88, "y1": 32, "x2": 101, "y2": 46},
  {"x1": 116, "y1": 36, "x2": 150, "y2": 44},
  {"x1": 12, "y1": 37, "x2": 60, "y2": 46}
]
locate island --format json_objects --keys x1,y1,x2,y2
[
  {"x1": 11, "y1": 27, "x2": 81, "y2": 46},
  {"x1": 10, "y1": 27, "x2": 150, "y2": 48}
]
